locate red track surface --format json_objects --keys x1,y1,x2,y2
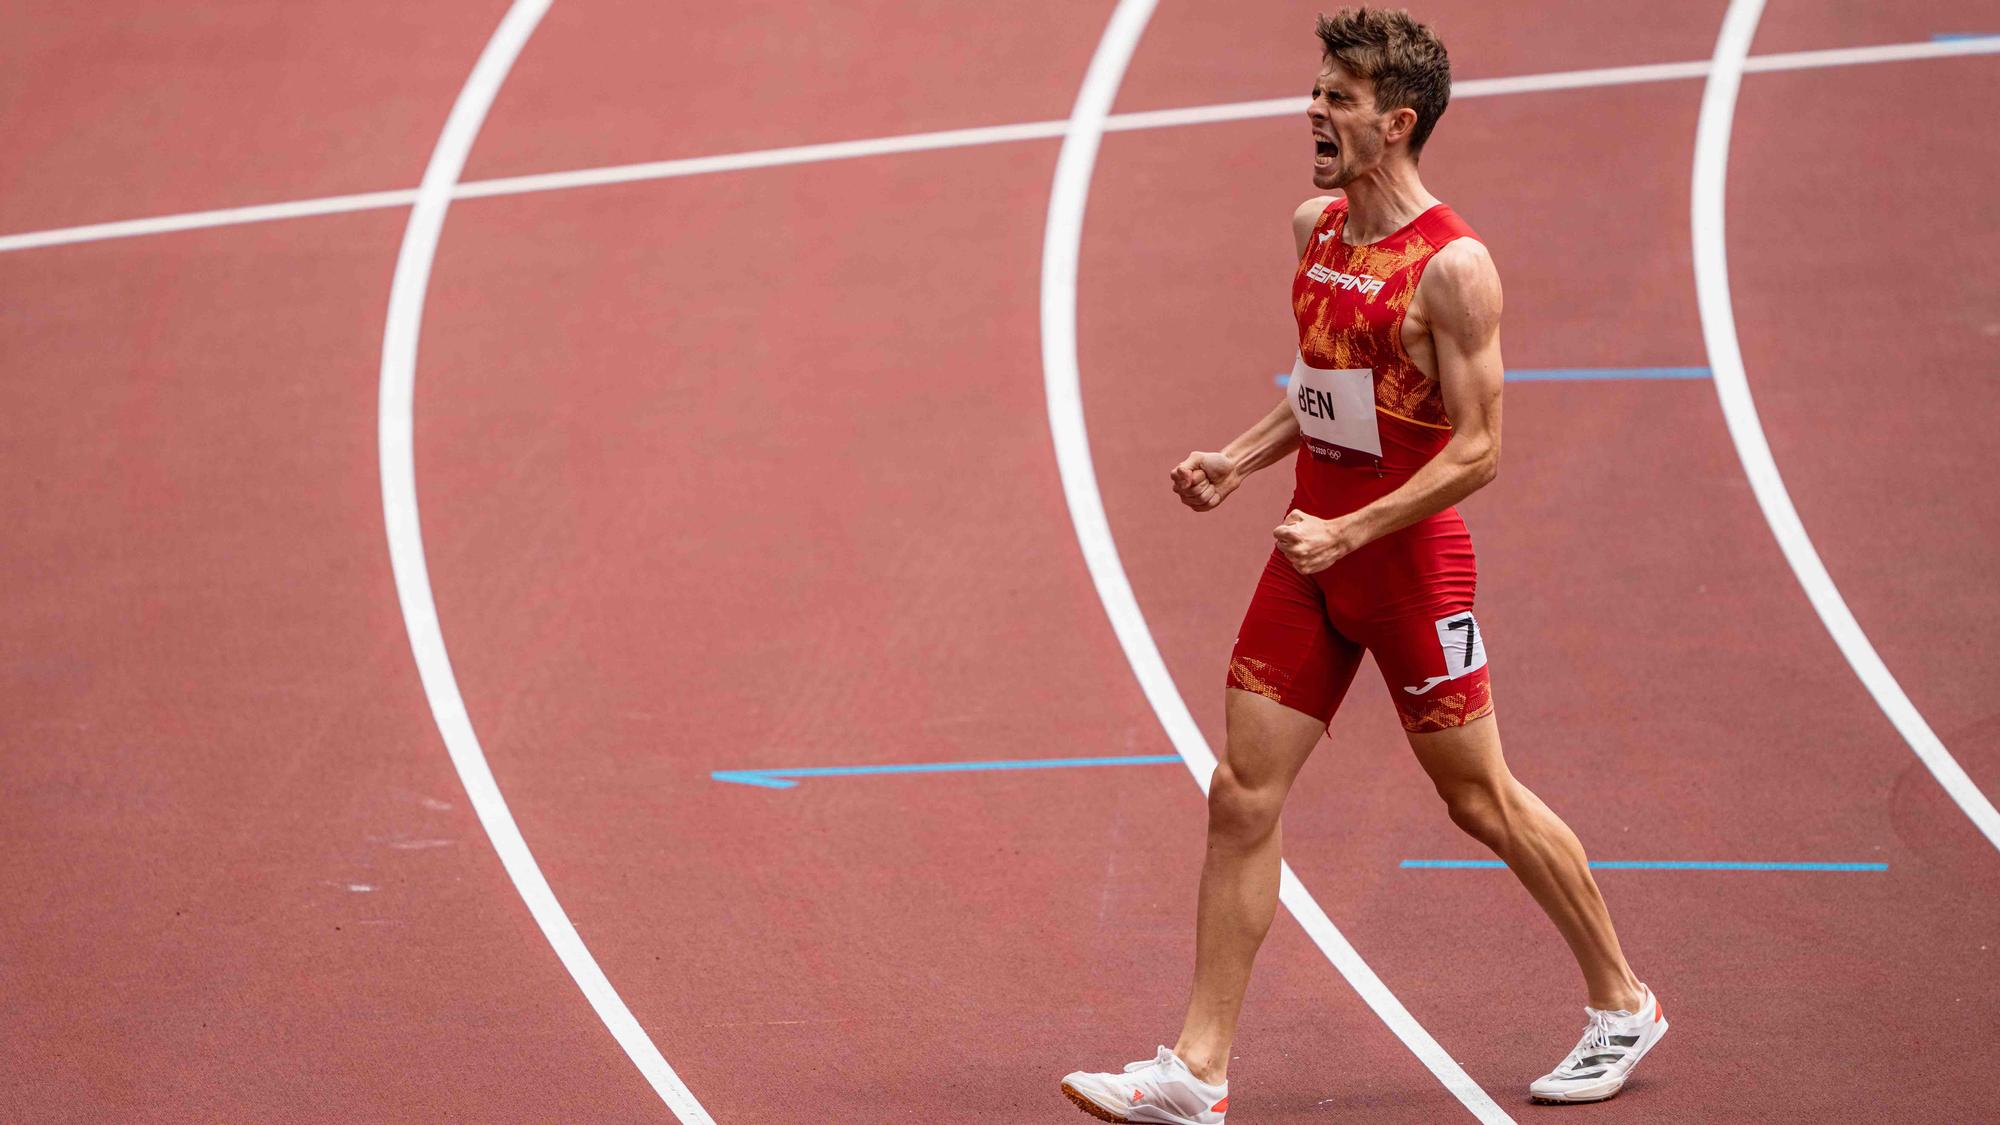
[{"x1": 5, "y1": 2, "x2": 1997, "y2": 1122}]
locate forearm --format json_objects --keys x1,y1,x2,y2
[
  {"x1": 1348, "y1": 428, "x2": 1497, "y2": 544},
  {"x1": 1220, "y1": 398, "x2": 1301, "y2": 478}
]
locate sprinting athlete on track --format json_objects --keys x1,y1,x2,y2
[{"x1": 1061, "y1": 10, "x2": 1667, "y2": 1122}]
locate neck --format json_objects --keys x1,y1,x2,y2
[{"x1": 1338, "y1": 157, "x2": 1437, "y2": 244}]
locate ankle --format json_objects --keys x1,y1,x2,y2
[
  {"x1": 1170, "y1": 1041, "x2": 1229, "y2": 1086},
  {"x1": 1590, "y1": 979, "x2": 1645, "y2": 1014}
]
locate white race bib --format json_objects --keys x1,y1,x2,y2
[{"x1": 1288, "y1": 354, "x2": 1380, "y2": 460}]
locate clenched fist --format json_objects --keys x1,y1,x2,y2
[
  {"x1": 1273, "y1": 509, "x2": 1360, "y2": 574},
  {"x1": 1170, "y1": 451, "x2": 1240, "y2": 512}
]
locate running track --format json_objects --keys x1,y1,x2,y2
[{"x1": 4, "y1": 2, "x2": 1998, "y2": 1121}]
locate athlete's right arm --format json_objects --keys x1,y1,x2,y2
[
  {"x1": 1169, "y1": 199, "x2": 1330, "y2": 512},
  {"x1": 1170, "y1": 399, "x2": 1299, "y2": 511}
]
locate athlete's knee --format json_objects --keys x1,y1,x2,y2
[
  {"x1": 1207, "y1": 763, "x2": 1283, "y2": 844},
  {"x1": 1436, "y1": 779, "x2": 1511, "y2": 846}
]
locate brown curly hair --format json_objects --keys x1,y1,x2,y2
[{"x1": 1315, "y1": 8, "x2": 1452, "y2": 155}]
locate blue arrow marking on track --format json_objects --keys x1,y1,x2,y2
[
  {"x1": 713, "y1": 754, "x2": 1184, "y2": 789},
  {"x1": 1401, "y1": 859, "x2": 1887, "y2": 872}
]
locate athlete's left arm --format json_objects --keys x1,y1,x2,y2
[{"x1": 1273, "y1": 239, "x2": 1503, "y2": 574}]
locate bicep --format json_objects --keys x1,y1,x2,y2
[{"x1": 1426, "y1": 243, "x2": 1504, "y2": 439}]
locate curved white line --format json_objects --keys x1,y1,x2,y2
[
  {"x1": 1692, "y1": 0, "x2": 2000, "y2": 852},
  {"x1": 1037, "y1": 2, "x2": 1510, "y2": 1120},
  {"x1": 376, "y1": 2, "x2": 715, "y2": 1119}
]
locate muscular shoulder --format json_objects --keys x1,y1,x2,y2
[
  {"x1": 1416, "y1": 237, "x2": 1502, "y2": 336},
  {"x1": 1291, "y1": 195, "x2": 1337, "y2": 257}
]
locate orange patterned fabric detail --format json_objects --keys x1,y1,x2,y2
[
  {"x1": 1226, "y1": 656, "x2": 1284, "y2": 703},
  {"x1": 1398, "y1": 673, "x2": 1494, "y2": 734}
]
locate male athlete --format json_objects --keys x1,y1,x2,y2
[{"x1": 1060, "y1": 10, "x2": 1666, "y2": 1122}]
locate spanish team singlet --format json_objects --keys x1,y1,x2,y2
[
  {"x1": 1288, "y1": 197, "x2": 1478, "y2": 515},
  {"x1": 1226, "y1": 197, "x2": 1494, "y2": 734}
]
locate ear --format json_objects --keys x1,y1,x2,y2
[{"x1": 1383, "y1": 106, "x2": 1419, "y2": 146}]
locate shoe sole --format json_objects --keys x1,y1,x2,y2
[
  {"x1": 1530, "y1": 1090, "x2": 1623, "y2": 1106},
  {"x1": 1060, "y1": 1083, "x2": 1208, "y2": 1124},
  {"x1": 1061, "y1": 1084, "x2": 1130, "y2": 1122},
  {"x1": 1529, "y1": 1016, "x2": 1669, "y2": 1105}
]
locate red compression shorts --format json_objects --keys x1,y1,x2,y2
[{"x1": 1226, "y1": 510, "x2": 1493, "y2": 734}]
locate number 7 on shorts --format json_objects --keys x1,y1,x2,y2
[{"x1": 1434, "y1": 611, "x2": 1487, "y2": 679}]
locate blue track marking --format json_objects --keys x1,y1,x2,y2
[
  {"x1": 1401, "y1": 859, "x2": 1887, "y2": 872},
  {"x1": 1273, "y1": 366, "x2": 1710, "y2": 387},
  {"x1": 1505, "y1": 366, "x2": 1711, "y2": 382},
  {"x1": 1932, "y1": 33, "x2": 1996, "y2": 42},
  {"x1": 713, "y1": 754, "x2": 1183, "y2": 789}
]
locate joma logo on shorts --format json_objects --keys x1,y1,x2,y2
[{"x1": 1306, "y1": 263, "x2": 1386, "y2": 297}]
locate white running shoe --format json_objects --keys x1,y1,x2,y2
[
  {"x1": 1061, "y1": 1046, "x2": 1229, "y2": 1123},
  {"x1": 1529, "y1": 984, "x2": 1669, "y2": 1103}
]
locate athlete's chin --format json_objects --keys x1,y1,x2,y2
[{"x1": 1312, "y1": 163, "x2": 1347, "y2": 190}]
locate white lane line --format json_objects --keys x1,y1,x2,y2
[
  {"x1": 453, "y1": 118, "x2": 1070, "y2": 199},
  {"x1": 1692, "y1": 6, "x2": 2000, "y2": 852},
  {"x1": 1100, "y1": 59, "x2": 1710, "y2": 134},
  {"x1": 1039, "y1": 2, "x2": 1511, "y2": 1121},
  {"x1": 0, "y1": 188, "x2": 420, "y2": 252},
  {"x1": 376, "y1": 2, "x2": 715, "y2": 1119},
  {"x1": 1101, "y1": 36, "x2": 2000, "y2": 131},
  {"x1": 1742, "y1": 36, "x2": 2000, "y2": 74},
  {"x1": 6, "y1": 35, "x2": 1995, "y2": 255}
]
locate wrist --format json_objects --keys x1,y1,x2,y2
[
  {"x1": 1206, "y1": 451, "x2": 1241, "y2": 490},
  {"x1": 1219, "y1": 443, "x2": 1263, "y2": 483},
  {"x1": 1342, "y1": 504, "x2": 1388, "y2": 547}
]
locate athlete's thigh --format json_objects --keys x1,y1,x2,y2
[
  {"x1": 1221, "y1": 687, "x2": 1334, "y2": 794},
  {"x1": 1404, "y1": 711, "x2": 1510, "y2": 794},
  {"x1": 1386, "y1": 625, "x2": 1508, "y2": 797},
  {"x1": 1226, "y1": 548, "x2": 1366, "y2": 722},
  {"x1": 1223, "y1": 548, "x2": 1365, "y2": 790},
  {"x1": 1319, "y1": 510, "x2": 1491, "y2": 736},
  {"x1": 1363, "y1": 603, "x2": 1494, "y2": 736}
]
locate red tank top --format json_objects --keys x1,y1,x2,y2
[{"x1": 1287, "y1": 198, "x2": 1477, "y2": 518}]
